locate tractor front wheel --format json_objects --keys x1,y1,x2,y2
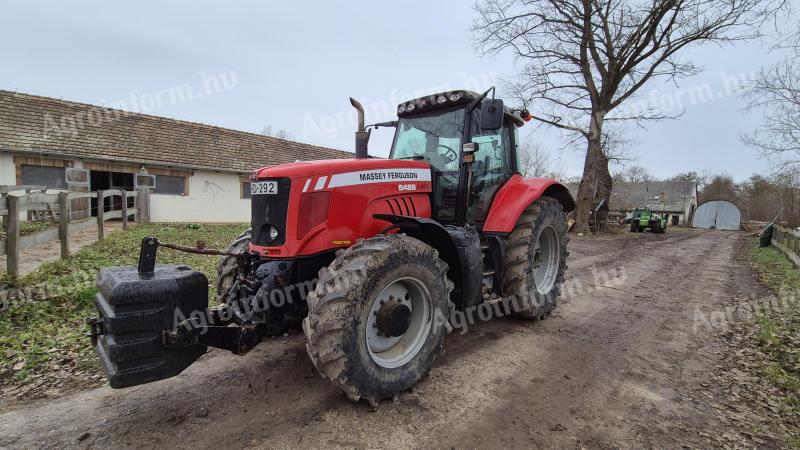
[
  {"x1": 215, "y1": 228, "x2": 252, "y2": 303},
  {"x1": 503, "y1": 197, "x2": 568, "y2": 320},
  {"x1": 303, "y1": 234, "x2": 454, "y2": 406}
]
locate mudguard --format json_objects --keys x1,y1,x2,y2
[
  {"x1": 482, "y1": 175, "x2": 575, "y2": 233},
  {"x1": 374, "y1": 214, "x2": 483, "y2": 309}
]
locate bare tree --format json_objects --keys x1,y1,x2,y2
[
  {"x1": 518, "y1": 139, "x2": 553, "y2": 177},
  {"x1": 620, "y1": 165, "x2": 655, "y2": 183},
  {"x1": 473, "y1": 0, "x2": 785, "y2": 232},
  {"x1": 261, "y1": 125, "x2": 295, "y2": 140},
  {"x1": 699, "y1": 174, "x2": 738, "y2": 203},
  {"x1": 742, "y1": 30, "x2": 800, "y2": 171},
  {"x1": 667, "y1": 171, "x2": 706, "y2": 184}
]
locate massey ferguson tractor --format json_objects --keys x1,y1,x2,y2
[{"x1": 88, "y1": 89, "x2": 575, "y2": 406}]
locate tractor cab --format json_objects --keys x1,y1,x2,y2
[{"x1": 388, "y1": 90, "x2": 527, "y2": 224}]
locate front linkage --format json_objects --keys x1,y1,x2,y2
[{"x1": 88, "y1": 237, "x2": 298, "y2": 388}]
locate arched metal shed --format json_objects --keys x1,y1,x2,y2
[{"x1": 691, "y1": 200, "x2": 741, "y2": 230}]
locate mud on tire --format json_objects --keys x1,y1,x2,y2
[
  {"x1": 503, "y1": 197, "x2": 568, "y2": 320},
  {"x1": 215, "y1": 228, "x2": 252, "y2": 303},
  {"x1": 302, "y1": 234, "x2": 454, "y2": 405}
]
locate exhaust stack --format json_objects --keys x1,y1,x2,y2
[{"x1": 350, "y1": 97, "x2": 370, "y2": 159}]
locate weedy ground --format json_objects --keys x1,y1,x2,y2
[
  {"x1": 747, "y1": 239, "x2": 800, "y2": 447},
  {"x1": 0, "y1": 221, "x2": 56, "y2": 240},
  {"x1": 0, "y1": 223, "x2": 247, "y2": 400}
]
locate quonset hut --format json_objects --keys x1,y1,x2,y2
[{"x1": 691, "y1": 200, "x2": 741, "y2": 230}]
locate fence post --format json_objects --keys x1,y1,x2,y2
[
  {"x1": 97, "y1": 190, "x2": 105, "y2": 240},
  {"x1": 25, "y1": 188, "x2": 32, "y2": 221},
  {"x1": 1, "y1": 193, "x2": 7, "y2": 233},
  {"x1": 136, "y1": 188, "x2": 150, "y2": 224},
  {"x1": 59, "y1": 192, "x2": 70, "y2": 258},
  {"x1": 121, "y1": 190, "x2": 129, "y2": 230},
  {"x1": 6, "y1": 196, "x2": 19, "y2": 277},
  {"x1": 132, "y1": 191, "x2": 138, "y2": 223}
]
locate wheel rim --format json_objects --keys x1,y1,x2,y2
[
  {"x1": 365, "y1": 277, "x2": 431, "y2": 369},
  {"x1": 532, "y1": 225, "x2": 560, "y2": 294}
]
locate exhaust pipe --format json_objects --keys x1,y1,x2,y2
[{"x1": 350, "y1": 97, "x2": 370, "y2": 159}]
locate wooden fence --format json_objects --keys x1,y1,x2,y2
[
  {"x1": 1, "y1": 188, "x2": 150, "y2": 276},
  {"x1": 771, "y1": 225, "x2": 800, "y2": 267}
]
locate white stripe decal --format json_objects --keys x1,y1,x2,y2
[
  {"x1": 302, "y1": 179, "x2": 311, "y2": 192},
  {"x1": 327, "y1": 168, "x2": 431, "y2": 188},
  {"x1": 314, "y1": 176, "x2": 328, "y2": 191}
]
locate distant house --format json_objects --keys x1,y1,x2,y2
[
  {"x1": 567, "y1": 181, "x2": 699, "y2": 226},
  {"x1": 0, "y1": 90, "x2": 350, "y2": 222}
]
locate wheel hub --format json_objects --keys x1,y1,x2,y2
[
  {"x1": 376, "y1": 299, "x2": 412, "y2": 337},
  {"x1": 365, "y1": 277, "x2": 432, "y2": 368}
]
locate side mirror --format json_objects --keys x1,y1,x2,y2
[{"x1": 480, "y1": 99, "x2": 504, "y2": 130}]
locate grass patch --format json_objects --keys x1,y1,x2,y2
[
  {"x1": 0, "y1": 223, "x2": 248, "y2": 395},
  {"x1": 749, "y1": 240, "x2": 800, "y2": 443},
  {"x1": 0, "y1": 221, "x2": 57, "y2": 241}
]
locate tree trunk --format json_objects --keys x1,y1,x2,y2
[
  {"x1": 573, "y1": 111, "x2": 607, "y2": 233},
  {"x1": 573, "y1": 138, "x2": 603, "y2": 233},
  {"x1": 593, "y1": 152, "x2": 613, "y2": 230}
]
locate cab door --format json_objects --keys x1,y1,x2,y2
[{"x1": 466, "y1": 117, "x2": 515, "y2": 222}]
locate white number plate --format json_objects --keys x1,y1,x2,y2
[{"x1": 251, "y1": 181, "x2": 278, "y2": 195}]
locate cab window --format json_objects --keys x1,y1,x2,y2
[
  {"x1": 390, "y1": 107, "x2": 465, "y2": 221},
  {"x1": 466, "y1": 116, "x2": 514, "y2": 221}
]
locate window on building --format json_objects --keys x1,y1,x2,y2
[
  {"x1": 153, "y1": 174, "x2": 186, "y2": 195},
  {"x1": 242, "y1": 181, "x2": 251, "y2": 199},
  {"x1": 134, "y1": 174, "x2": 156, "y2": 190},
  {"x1": 21, "y1": 165, "x2": 67, "y2": 189}
]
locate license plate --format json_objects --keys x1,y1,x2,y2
[{"x1": 251, "y1": 181, "x2": 278, "y2": 195}]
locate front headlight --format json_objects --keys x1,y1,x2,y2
[{"x1": 268, "y1": 225, "x2": 279, "y2": 242}]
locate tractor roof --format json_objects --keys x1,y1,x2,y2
[{"x1": 396, "y1": 90, "x2": 525, "y2": 126}]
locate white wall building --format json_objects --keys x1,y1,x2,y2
[{"x1": 0, "y1": 90, "x2": 349, "y2": 222}]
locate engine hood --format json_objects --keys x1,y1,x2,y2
[{"x1": 253, "y1": 158, "x2": 431, "y2": 180}]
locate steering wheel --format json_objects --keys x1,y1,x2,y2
[{"x1": 436, "y1": 144, "x2": 458, "y2": 163}]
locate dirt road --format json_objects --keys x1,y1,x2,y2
[{"x1": 0, "y1": 229, "x2": 772, "y2": 449}]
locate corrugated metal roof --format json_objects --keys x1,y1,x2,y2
[{"x1": 691, "y1": 200, "x2": 741, "y2": 230}]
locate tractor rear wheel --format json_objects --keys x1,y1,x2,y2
[
  {"x1": 303, "y1": 234, "x2": 454, "y2": 406},
  {"x1": 215, "y1": 228, "x2": 251, "y2": 303},
  {"x1": 503, "y1": 197, "x2": 568, "y2": 320}
]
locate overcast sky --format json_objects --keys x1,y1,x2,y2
[{"x1": 1, "y1": 0, "x2": 796, "y2": 181}]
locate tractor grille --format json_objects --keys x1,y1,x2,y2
[{"x1": 251, "y1": 177, "x2": 291, "y2": 246}]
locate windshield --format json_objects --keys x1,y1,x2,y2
[{"x1": 390, "y1": 108, "x2": 465, "y2": 172}]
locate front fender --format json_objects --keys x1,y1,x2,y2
[{"x1": 482, "y1": 175, "x2": 575, "y2": 233}]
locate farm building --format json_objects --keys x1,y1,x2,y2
[
  {"x1": 691, "y1": 200, "x2": 742, "y2": 230},
  {"x1": 567, "y1": 181, "x2": 699, "y2": 226},
  {"x1": 611, "y1": 181, "x2": 699, "y2": 226},
  {"x1": 0, "y1": 90, "x2": 349, "y2": 222}
]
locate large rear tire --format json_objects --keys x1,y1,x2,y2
[
  {"x1": 652, "y1": 221, "x2": 662, "y2": 234},
  {"x1": 215, "y1": 228, "x2": 251, "y2": 303},
  {"x1": 303, "y1": 234, "x2": 454, "y2": 405},
  {"x1": 503, "y1": 197, "x2": 568, "y2": 320}
]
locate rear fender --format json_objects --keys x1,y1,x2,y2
[{"x1": 482, "y1": 175, "x2": 575, "y2": 233}]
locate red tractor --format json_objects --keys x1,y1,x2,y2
[{"x1": 89, "y1": 89, "x2": 574, "y2": 406}]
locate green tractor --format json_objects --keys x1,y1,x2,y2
[{"x1": 629, "y1": 208, "x2": 667, "y2": 233}]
